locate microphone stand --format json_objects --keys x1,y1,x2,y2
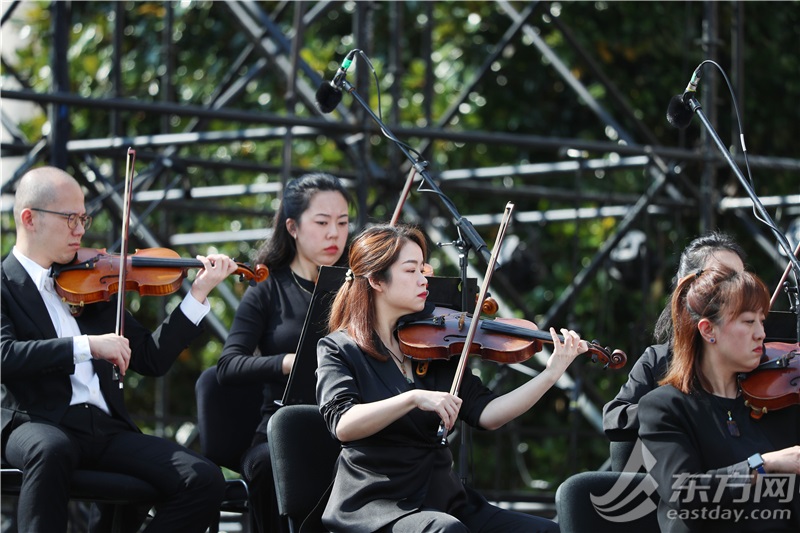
[
  {"x1": 340, "y1": 79, "x2": 493, "y2": 267},
  {"x1": 684, "y1": 94, "x2": 800, "y2": 343},
  {"x1": 340, "y1": 78, "x2": 492, "y2": 484}
]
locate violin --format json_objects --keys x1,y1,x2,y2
[
  {"x1": 739, "y1": 341, "x2": 799, "y2": 419},
  {"x1": 52, "y1": 247, "x2": 269, "y2": 308},
  {"x1": 398, "y1": 308, "x2": 627, "y2": 369}
]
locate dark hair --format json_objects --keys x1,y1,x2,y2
[
  {"x1": 660, "y1": 266, "x2": 769, "y2": 394},
  {"x1": 328, "y1": 224, "x2": 428, "y2": 361},
  {"x1": 653, "y1": 231, "x2": 746, "y2": 344},
  {"x1": 255, "y1": 173, "x2": 351, "y2": 269}
]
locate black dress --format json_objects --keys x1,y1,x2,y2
[
  {"x1": 218, "y1": 266, "x2": 313, "y2": 433},
  {"x1": 639, "y1": 384, "x2": 800, "y2": 532},
  {"x1": 315, "y1": 329, "x2": 560, "y2": 533},
  {"x1": 217, "y1": 266, "x2": 315, "y2": 533}
]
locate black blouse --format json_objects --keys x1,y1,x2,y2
[
  {"x1": 639, "y1": 384, "x2": 800, "y2": 532},
  {"x1": 315, "y1": 329, "x2": 502, "y2": 533},
  {"x1": 217, "y1": 266, "x2": 314, "y2": 435}
]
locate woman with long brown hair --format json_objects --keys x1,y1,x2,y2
[
  {"x1": 639, "y1": 266, "x2": 800, "y2": 532},
  {"x1": 315, "y1": 224, "x2": 588, "y2": 532}
]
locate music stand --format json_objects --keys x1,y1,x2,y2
[
  {"x1": 279, "y1": 266, "x2": 477, "y2": 406},
  {"x1": 280, "y1": 266, "x2": 346, "y2": 406},
  {"x1": 765, "y1": 310, "x2": 798, "y2": 344}
]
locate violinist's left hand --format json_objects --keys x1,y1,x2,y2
[
  {"x1": 480, "y1": 327, "x2": 590, "y2": 431},
  {"x1": 190, "y1": 254, "x2": 238, "y2": 303},
  {"x1": 542, "y1": 327, "x2": 589, "y2": 378}
]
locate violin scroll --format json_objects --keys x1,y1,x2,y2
[
  {"x1": 585, "y1": 341, "x2": 627, "y2": 370},
  {"x1": 235, "y1": 262, "x2": 269, "y2": 285}
]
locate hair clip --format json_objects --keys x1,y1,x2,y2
[
  {"x1": 344, "y1": 269, "x2": 354, "y2": 283},
  {"x1": 695, "y1": 268, "x2": 704, "y2": 279}
]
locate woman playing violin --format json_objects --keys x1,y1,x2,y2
[
  {"x1": 315, "y1": 224, "x2": 588, "y2": 533},
  {"x1": 603, "y1": 231, "x2": 747, "y2": 447},
  {"x1": 638, "y1": 266, "x2": 800, "y2": 532},
  {"x1": 217, "y1": 173, "x2": 351, "y2": 533}
]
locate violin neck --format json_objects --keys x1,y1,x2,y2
[
  {"x1": 131, "y1": 256, "x2": 203, "y2": 269},
  {"x1": 480, "y1": 320, "x2": 561, "y2": 344}
]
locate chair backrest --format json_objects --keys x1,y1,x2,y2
[
  {"x1": 267, "y1": 404, "x2": 341, "y2": 532},
  {"x1": 195, "y1": 365, "x2": 263, "y2": 472},
  {"x1": 555, "y1": 471, "x2": 659, "y2": 533}
]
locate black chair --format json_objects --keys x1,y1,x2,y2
[
  {"x1": 267, "y1": 404, "x2": 341, "y2": 533},
  {"x1": 609, "y1": 440, "x2": 637, "y2": 472},
  {"x1": 0, "y1": 465, "x2": 160, "y2": 533},
  {"x1": 195, "y1": 365, "x2": 264, "y2": 533},
  {"x1": 555, "y1": 471, "x2": 660, "y2": 533}
]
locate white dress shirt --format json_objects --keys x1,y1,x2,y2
[{"x1": 12, "y1": 247, "x2": 210, "y2": 414}]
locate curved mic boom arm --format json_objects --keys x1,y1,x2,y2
[
  {"x1": 684, "y1": 93, "x2": 800, "y2": 341},
  {"x1": 340, "y1": 77, "x2": 494, "y2": 267}
]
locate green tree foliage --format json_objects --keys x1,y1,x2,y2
[{"x1": 2, "y1": 0, "x2": 798, "y2": 497}]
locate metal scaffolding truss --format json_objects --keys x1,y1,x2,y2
[
  {"x1": 2, "y1": 1, "x2": 799, "y2": 461},
  {"x1": 3, "y1": 1, "x2": 798, "y2": 325}
]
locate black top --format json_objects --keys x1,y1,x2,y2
[
  {"x1": 603, "y1": 343, "x2": 670, "y2": 441},
  {"x1": 639, "y1": 384, "x2": 800, "y2": 533},
  {"x1": 315, "y1": 329, "x2": 502, "y2": 533},
  {"x1": 217, "y1": 267, "x2": 314, "y2": 436}
]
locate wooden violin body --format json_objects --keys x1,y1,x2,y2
[
  {"x1": 739, "y1": 341, "x2": 799, "y2": 419},
  {"x1": 53, "y1": 247, "x2": 268, "y2": 307},
  {"x1": 398, "y1": 307, "x2": 627, "y2": 369}
]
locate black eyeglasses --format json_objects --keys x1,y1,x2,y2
[{"x1": 30, "y1": 208, "x2": 93, "y2": 230}]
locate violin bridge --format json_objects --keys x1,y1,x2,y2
[{"x1": 458, "y1": 313, "x2": 465, "y2": 331}]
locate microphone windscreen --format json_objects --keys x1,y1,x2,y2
[
  {"x1": 666, "y1": 94, "x2": 694, "y2": 129},
  {"x1": 315, "y1": 83, "x2": 343, "y2": 114}
]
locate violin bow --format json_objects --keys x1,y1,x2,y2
[
  {"x1": 389, "y1": 167, "x2": 418, "y2": 226},
  {"x1": 438, "y1": 202, "x2": 514, "y2": 445},
  {"x1": 769, "y1": 240, "x2": 800, "y2": 310},
  {"x1": 390, "y1": 167, "x2": 435, "y2": 277},
  {"x1": 113, "y1": 147, "x2": 136, "y2": 388}
]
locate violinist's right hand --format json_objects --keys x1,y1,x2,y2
[
  {"x1": 412, "y1": 390, "x2": 463, "y2": 431},
  {"x1": 282, "y1": 352, "x2": 296, "y2": 375},
  {"x1": 88, "y1": 333, "x2": 131, "y2": 375}
]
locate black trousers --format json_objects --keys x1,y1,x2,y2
[
  {"x1": 4, "y1": 404, "x2": 226, "y2": 533},
  {"x1": 241, "y1": 433, "x2": 288, "y2": 533}
]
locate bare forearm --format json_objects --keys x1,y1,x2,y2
[
  {"x1": 479, "y1": 368, "x2": 559, "y2": 430},
  {"x1": 335, "y1": 392, "x2": 417, "y2": 442}
]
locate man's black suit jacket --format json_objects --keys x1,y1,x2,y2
[{"x1": 1, "y1": 252, "x2": 205, "y2": 450}]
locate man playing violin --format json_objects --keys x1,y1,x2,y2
[
  {"x1": 1, "y1": 166, "x2": 238, "y2": 532},
  {"x1": 314, "y1": 224, "x2": 589, "y2": 533}
]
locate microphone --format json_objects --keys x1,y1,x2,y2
[
  {"x1": 666, "y1": 66, "x2": 702, "y2": 129},
  {"x1": 315, "y1": 50, "x2": 358, "y2": 114}
]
